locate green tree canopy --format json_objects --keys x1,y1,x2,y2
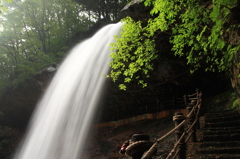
[
  {"x1": 0, "y1": 0, "x2": 94, "y2": 88},
  {"x1": 0, "y1": 0, "x2": 12, "y2": 14},
  {"x1": 74, "y1": 0, "x2": 130, "y2": 21},
  {"x1": 109, "y1": 0, "x2": 240, "y2": 90}
]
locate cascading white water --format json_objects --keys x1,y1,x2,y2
[{"x1": 14, "y1": 22, "x2": 123, "y2": 159}]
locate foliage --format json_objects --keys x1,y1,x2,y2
[
  {"x1": 0, "y1": 0, "x2": 131, "y2": 94},
  {"x1": 109, "y1": 0, "x2": 240, "y2": 90},
  {"x1": 109, "y1": 17, "x2": 157, "y2": 90},
  {"x1": 0, "y1": 0, "x2": 94, "y2": 91},
  {"x1": 0, "y1": 0, "x2": 12, "y2": 14},
  {"x1": 74, "y1": 0, "x2": 130, "y2": 21},
  {"x1": 232, "y1": 98, "x2": 239, "y2": 109}
]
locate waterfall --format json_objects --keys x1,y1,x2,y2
[{"x1": 14, "y1": 22, "x2": 123, "y2": 159}]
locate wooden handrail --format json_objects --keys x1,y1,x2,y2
[{"x1": 142, "y1": 89, "x2": 202, "y2": 159}]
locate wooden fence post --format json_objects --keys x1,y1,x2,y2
[
  {"x1": 131, "y1": 134, "x2": 151, "y2": 159},
  {"x1": 173, "y1": 112, "x2": 186, "y2": 159},
  {"x1": 186, "y1": 100, "x2": 197, "y2": 142}
]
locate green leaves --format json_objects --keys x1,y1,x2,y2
[
  {"x1": 169, "y1": 0, "x2": 239, "y2": 72},
  {"x1": 0, "y1": 0, "x2": 96, "y2": 91},
  {"x1": 109, "y1": 0, "x2": 240, "y2": 90},
  {"x1": 109, "y1": 17, "x2": 156, "y2": 90}
]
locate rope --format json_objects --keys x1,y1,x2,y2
[
  {"x1": 165, "y1": 114, "x2": 199, "y2": 159},
  {"x1": 125, "y1": 140, "x2": 154, "y2": 157},
  {"x1": 185, "y1": 129, "x2": 194, "y2": 143},
  {"x1": 166, "y1": 131, "x2": 186, "y2": 159},
  {"x1": 141, "y1": 119, "x2": 187, "y2": 159},
  {"x1": 141, "y1": 90, "x2": 202, "y2": 159},
  {"x1": 166, "y1": 94, "x2": 202, "y2": 158},
  {"x1": 188, "y1": 97, "x2": 198, "y2": 100},
  {"x1": 187, "y1": 93, "x2": 197, "y2": 97},
  {"x1": 172, "y1": 148, "x2": 180, "y2": 159},
  {"x1": 185, "y1": 102, "x2": 201, "y2": 142},
  {"x1": 186, "y1": 109, "x2": 200, "y2": 134}
]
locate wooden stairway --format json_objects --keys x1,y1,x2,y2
[{"x1": 187, "y1": 110, "x2": 240, "y2": 159}]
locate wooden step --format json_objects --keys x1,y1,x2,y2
[
  {"x1": 203, "y1": 126, "x2": 240, "y2": 131},
  {"x1": 205, "y1": 114, "x2": 240, "y2": 123},
  {"x1": 203, "y1": 133, "x2": 240, "y2": 141},
  {"x1": 203, "y1": 129, "x2": 240, "y2": 135},
  {"x1": 198, "y1": 147, "x2": 240, "y2": 154},
  {"x1": 198, "y1": 141, "x2": 240, "y2": 148},
  {"x1": 186, "y1": 110, "x2": 240, "y2": 159},
  {"x1": 188, "y1": 153, "x2": 240, "y2": 159},
  {"x1": 205, "y1": 120, "x2": 240, "y2": 128},
  {"x1": 205, "y1": 110, "x2": 239, "y2": 117}
]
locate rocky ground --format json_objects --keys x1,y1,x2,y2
[{"x1": 83, "y1": 116, "x2": 176, "y2": 159}]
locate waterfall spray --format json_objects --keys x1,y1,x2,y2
[{"x1": 14, "y1": 22, "x2": 123, "y2": 159}]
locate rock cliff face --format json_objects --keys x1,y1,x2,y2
[
  {"x1": 229, "y1": 1, "x2": 240, "y2": 99},
  {"x1": 231, "y1": 50, "x2": 240, "y2": 105},
  {"x1": 0, "y1": 65, "x2": 58, "y2": 128}
]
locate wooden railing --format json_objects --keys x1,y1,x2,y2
[
  {"x1": 101, "y1": 94, "x2": 187, "y2": 122},
  {"x1": 141, "y1": 88, "x2": 202, "y2": 159}
]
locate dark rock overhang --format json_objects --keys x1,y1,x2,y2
[{"x1": 121, "y1": 0, "x2": 152, "y2": 21}]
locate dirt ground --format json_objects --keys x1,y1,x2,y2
[{"x1": 83, "y1": 116, "x2": 176, "y2": 159}]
